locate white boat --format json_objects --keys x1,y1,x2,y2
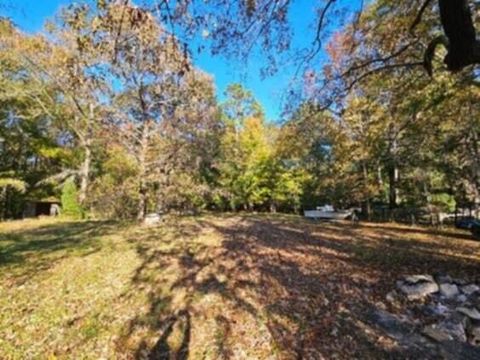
[{"x1": 304, "y1": 205, "x2": 354, "y2": 220}]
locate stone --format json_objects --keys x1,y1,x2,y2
[
  {"x1": 422, "y1": 303, "x2": 450, "y2": 317},
  {"x1": 143, "y1": 213, "x2": 161, "y2": 226},
  {"x1": 375, "y1": 301, "x2": 387, "y2": 310},
  {"x1": 439, "y1": 283, "x2": 460, "y2": 298},
  {"x1": 398, "y1": 276, "x2": 439, "y2": 300},
  {"x1": 457, "y1": 307, "x2": 480, "y2": 321},
  {"x1": 435, "y1": 274, "x2": 453, "y2": 284},
  {"x1": 422, "y1": 324, "x2": 453, "y2": 342},
  {"x1": 452, "y1": 278, "x2": 469, "y2": 286},
  {"x1": 467, "y1": 322, "x2": 480, "y2": 346},
  {"x1": 369, "y1": 309, "x2": 415, "y2": 344},
  {"x1": 404, "y1": 274, "x2": 435, "y2": 284},
  {"x1": 439, "y1": 320, "x2": 467, "y2": 342},
  {"x1": 457, "y1": 294, "x2": 468, "y2": 303},
  {"x1": 462, "y1": 284, "x2": 480, "y2": 295},
  {"x1": 423, "y1": 319, "x2": 467, "y2": 343}
]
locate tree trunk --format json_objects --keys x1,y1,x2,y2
[
  {"x1": 362, "y1": 161, "x2": 371, "y2": 220},
  {"x1": 0, "y1": 187, "x2": 7, "y2": 220},
  {"x1": 377, "y1": 165, "x2": 386, "y2": 203},
  {"x1": 270, "y1": 202, "x2": 277, "y2": 213},
  {"x1": 422, "y1": 180, "x2": 435, "y2": 225},
  {"x1": 387, "y1": 124, "x2": 399, "y2": 210},
  {"x1": 438, "y1": 0, "x2": 480, "y2": 71},
  {"x1": 137, "y1": 121, "x2": 150, "y2": 221},
  {"x1": 469, "y1": 123, "x2": 480, "y2": 218},
  {"x1": 78, "y1": 105, "x2": 94, "y2": 207},
  {"x1": 78, "y1": 139, "x2": 91, "y2": 206},
  {"x1": 388, "y1": 166, "x2": 399, "y2": 209}
]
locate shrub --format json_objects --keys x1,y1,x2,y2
[
  {"x1": 61, "y1": 178, "x2": 83, "y2": 218},
  {"x1": 430, "y1": 193, "x2": 456, "y2": 213}
]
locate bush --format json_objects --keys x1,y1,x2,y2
[
  {"x1": 87, "y1": 174, "x2": 138, "y2": 219},
  {"x1": 61, "y1": 178, "x2": 83, "y2": 218},
  {"x1": 430, "y1": 193, "x2": 456, "y2": 213}
]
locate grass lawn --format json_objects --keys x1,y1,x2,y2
[{"x1": 1, "y1": 214, "x2": 479, "y2": 359}]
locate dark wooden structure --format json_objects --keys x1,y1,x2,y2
[{"x1": 23, "y1": 197, "x2": 61, "y2": 218}]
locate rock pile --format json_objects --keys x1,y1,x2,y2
[{"x1": 389, "y1": 274, "x2": 480, "y2": 346}]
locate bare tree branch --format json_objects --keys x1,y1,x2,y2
[{"x1": 409, "y1": 0, "x2": 434, "y2": 33}]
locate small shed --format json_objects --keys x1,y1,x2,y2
[{"x1": 23, "y1": 197, "x2": 61, "y2": 218}]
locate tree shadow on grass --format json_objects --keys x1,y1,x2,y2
[
  {"x1": 203, "y1": 216, "x2": 480, "y2": 358},
  {"x1": 120, "y1": 215, "x2": 480, "y2": 358},
  {"x1": 144, "y1": 310, "x2": 191, "y2": 360},
  {"x1": 365, "y1": 222, "x2": 476, "y2": 242},
  {"x1": 116, "y1": 220, "x2": 203, "y2": 359},
  {"x1": 0, "y1": 220, "x2": 121, "y2": 284}
]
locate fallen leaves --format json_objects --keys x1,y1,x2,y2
[{"x1": 1, "y1": 215, "x2": 479, "y2": 358}]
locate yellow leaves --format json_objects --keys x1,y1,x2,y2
[
  {"x1": 37, "y1": 146, "x2": 67, "y2": 160},
  {"x1": 0, "y1": 178, "x2": 27, "y2": 193}
]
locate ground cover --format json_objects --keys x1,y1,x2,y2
[{"x1": 1, "y1": 215, "x2": 479, "y2": 359}]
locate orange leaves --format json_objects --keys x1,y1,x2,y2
[{"x1": 326, "y1": 31, "x2": 355, "y2": 69}]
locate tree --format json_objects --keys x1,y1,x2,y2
[
  {"x1": 140, "y1": 0, "x2": 480, "y2": 82},
  {"x1": 1, "y1": 0, "x2": 478, "y2": 222},
  {"x1": 218, "y1": 115, "x2": 272, "y2": 211},
  {"x1": 1, "y1": 9, "x2": 109, "y2": 207},
  {"x1": 217, "y1": 84, "x2": 281, "y2": 211},
  {"x1": 92, "y1": 2, "x2": 220, "y2": 219},
  {"x1": 43, "y1": 4, "x2": 113, "y2": 206},
  {"x1": 222, "y1": 84, "x2": 263, "y2": 127},
  {"x1": 0, "y1": 19, "x2": 67, "y2": 218},
  {"x1": 0, "y1": 175, "x2": 27, "y2": 220},
  {"x1": 86, "y1": 145, "x2": 139, "y2": 218}
]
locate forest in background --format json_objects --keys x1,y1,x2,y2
[{"x1": 1, "y1": 1, "x2": 479, "y2": 221}]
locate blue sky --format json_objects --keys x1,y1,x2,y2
[{"x1": 4, "y1": 0, "x2": 336, "y2": 121}]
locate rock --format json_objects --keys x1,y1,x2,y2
[
  {"x1": 457, "y1": 307, "x2": 480, "y2": 321},
  {"x1": 422, "y1": 324, "x2": 453, "y2": 342},
  {"x1": 369, "y1": 309, "x2": 416, "y2": 344},
  {"x1": 457, "y1": 294, "x2": 468, "y2": 303},
  {"x1": 440, "y1": 283, "x2": 460, "y2": 298},
  {"x1": 375, "y1": 301, "x2": 387, "y2": 310},
  {"x1": 440, "y1": 320, "x2": 467, "y2": 342},
  {"x1": 467, "y1": 321, "x2": 480, "y2": 346},
  {"x1": 397, "y1": 275, "x2": 439, "y2": 300},
  {"x1": 423, "y1": 319, "x2": 467, "y2": 343},
  {"x1": 462, "y1": 284, "x2": 480, "y2": 295},
  {"x1": 438, "y1": 318, "x2": 467, "y2": 342},
  {"x1": 471, "y1": 297, "x2": 480, "y2": 309},
  {"x1": 435, "y1": 274, "x2": 453, "y2": 284},
  {"x1": 422, "y1": 303, "x2": 450, "y2": 317},
  {"x1": 143, "y1": 213, "x2": 161, "y2": 226},
  {"x1": 452, "y1": 278, "x2": 469, "y2": 286},
  {"x1": 404, "y1": 274, "x2": 435, "y2": 284}
]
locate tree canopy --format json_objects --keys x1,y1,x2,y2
[{"x1": 0, "y1": 0, "x2": 479, "y2": 221}]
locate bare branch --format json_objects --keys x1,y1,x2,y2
[{"x1": 409, "y1": 0, "x2": 434, "y2": 33}]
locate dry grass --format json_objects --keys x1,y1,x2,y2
[{"x1": 1, "y1": 214, "x2": 479, "y2": 359}]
